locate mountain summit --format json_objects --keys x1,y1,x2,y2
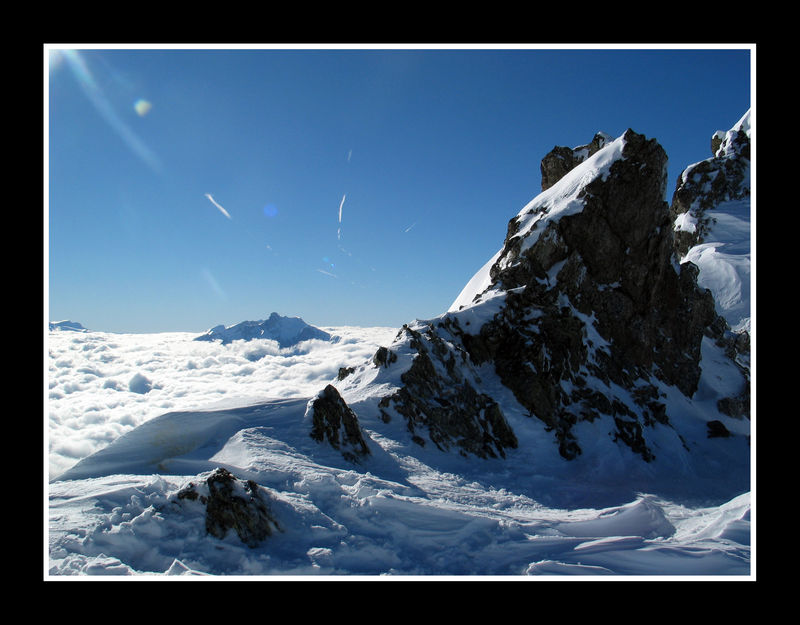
[
  {"x1": 318, "y1": 123, "x2": 750, "y2": 497},
  {"x1": 195, "y1": 312, "x2": 332, "y2": 348}
]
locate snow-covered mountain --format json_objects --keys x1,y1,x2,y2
[
  {"x1": 49, "y1": 320, "x2": 88, "y2": 332},
  {"x1": 329, "y1": 124, "x2": 750, "y2": 487},
  {"x1": 47, "y1": 113, "x2": 752, "y2": 577},
  {"x1": 194, "y1": 312, "x2": 332, "y2": 348}
]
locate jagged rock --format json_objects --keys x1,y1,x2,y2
[
  {"x1": 540, "y1": 132, "x2": 612, "y2": 191},
  {"x1": 450, "y1": 129, "x2": 728, "y2": 460},
  {"x1": 717, "y1": 393, "x2": 750, "y2": 420},
  {"x1": 175, "y1": 468, "x2": 280, "y2": 548},
  {"x1": 329, "y1": 124, "x2": 748, "y2": 466},
  {"x1": 378, "y1": 324, "x2": 518, "y2": 459},
  {"x1": 707, "y1": 420, "x2": 732, "y2": 438},
  {"x1": 670, "y1": 115, "x2": 750, "y2": 257},
  {"x1": 337, "y1": 366, "x2": 356, "y2": 381},
  {"x1": 670, "y1": 111, "x2": 751, "y2": 421},
  {"x1": 372, "y1": 346, "x2": 397, "y2": 368},
  {"x1": 308, "y1": 385, "x2": 371, "y2": 462}
]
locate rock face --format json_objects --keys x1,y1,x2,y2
[
  {"x1": 669, "y1": 110, "x2": 751, "y2": 420},
  {"x1": 175, "y1": 467, "x2": 281, "y2": 548},
  {"x1": 443, "y1": 129, "x2": 722, "y2": 460},
  {"x1": 195, "y1": 312, "x2": 331, "y2": 347},
  {"x1": 540, "y1": 132, "x2": 613, "y2": 191},
  {"x1": 378, "y1": 323, "x2": 518, "y2": 459},
  {"x1": 308, "y1": 385, "x2": 371, "y2": 462},
  {"x1": 670, "y1": 112, "x2": 751, "y2": 258},
  {"x1": 316, "y1": 125, "x2": 749, "y2": 469}
]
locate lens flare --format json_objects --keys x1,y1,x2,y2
[
  {"x1": 61, "y1": 50, "x2": 161, "y2": 173},
  {"x1": 134, "y1": 99, "x2": 152, "y2": 116},
  {"x1": 263, "y1": 204, "x2": 278, "y2": 218}
]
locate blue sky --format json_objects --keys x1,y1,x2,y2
[{"x1": 47, "y1": 45, "x2": 752, "y2": 333}]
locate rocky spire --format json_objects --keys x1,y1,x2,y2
[
  {"x1": 322, "y1": 127, "x2": 748, "y2": 466},
  {"x1": 540, "y1": 132, "x2": 613, "y2": 191},
  {"x1": 668, "y1": 110, "x2": 751, "y2": 419},
  {"x1": 670, "y1": 110, "x2": 751, "y2": 258},
  {"x1": 444, "y1": 129, "x2": 723, "y2": 459}
]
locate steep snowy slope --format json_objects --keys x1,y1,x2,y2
[{"x1": 672, "y1": 109, "x2": 751, "y2": 335}]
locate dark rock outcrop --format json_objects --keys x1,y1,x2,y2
[
  {"x1": 337, "y1": 366, "x2": 356, "y2": 381},
  {"x1": 319, "y1": 125, "x2": 748, "y2": 469},
  {"x1": 446, "y1": 129, "x2": 727, "y2": 460},
  {"x1": 366, "y1": 129, "x2": 745, "y2": 463},
  {"x1": 378, "y1": 324, "x2": 518, "y2": 459},
  {"x1": 309, "y1": 385, "x2": 371, "y2": 462},
  {"x1": 372, "y1": 346, "x2": 397, "y2": 368},
  {"x1": 670, "y1": 120, "x2": 750, "y2": 258},
  {"x1": 540, "y1": 132, "x2": 612, "y2": 191},
  {"x1": 669, "y1": 112, "x2": 751, "y2": 421},
  {"x1": 175, "y1": 467, "x2": 281, "y2": 548}
]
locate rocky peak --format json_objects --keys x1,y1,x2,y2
[
  {"x1": 320, "y1": 127, "x2": 748, "y2": 467},
  {"x1": 669, "y1": 110, "x2": 751, "y2": 419},
  {"x1": 307, "y1": 384, "x2": 371, "y2": 462},
  {"x1": 540, "y1": 132, "x2": 613, "y2": 191},
  {"x1": 377, "y1": 322, "x2": 518, "y2": 459},
  {"x1": 671, "y1": 110, "x2": 751, "y2": 258},
  {"x1": 446, "y1": 129, "x2": 723, "y2": 459}
]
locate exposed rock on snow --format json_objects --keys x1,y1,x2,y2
[
  {"x1": 540, "y1": 132, "x2": 613, "y2": 191},
  {"x1": 372, "y1": 346, "x2": 398, "y2": 368},
  {"x1": 669, "y1": 110, "x2": 751, "y2": 418},
  {"x1": 195, "y1": 312, "x2": 332, "y2": 347},
  {"x1": 377, "y1": 322, "x2": 518, "y2": 458},
  {"x1": 307, "y1": 384, "x2": 371, "y2": 462},
  {"x1": 670, "y1": 110, "x2": 750, "y2": 258},
  {"x1": 173, "y1": 467, "x2": 281, "y2": 548},
  {"x1": 340, "y1": 128, "x2": 748, "y2": 465}
]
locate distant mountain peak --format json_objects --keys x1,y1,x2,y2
[
  {"x1": 194, "y1": 312, "x2": 331, "y2": 348},
  {"x1": 49, "y1": 320, "x2": 88, "y2": 332}
]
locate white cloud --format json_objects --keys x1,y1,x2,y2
[{"x1": 46, "y1": 325, "x2": 396, "y2": 479}]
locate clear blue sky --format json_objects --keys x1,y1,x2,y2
[{"x1": 47, "y1": 45, "x2": 752, "y2": 333}]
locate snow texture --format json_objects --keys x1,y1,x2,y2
[{"x1": 48, "y1": 322, "x2": 751, "y2": 577}]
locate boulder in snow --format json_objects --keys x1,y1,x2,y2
[{"x1": 175, "y1": 467, "x2": 281, "y2": 548}]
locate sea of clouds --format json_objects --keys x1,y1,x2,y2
[{"x1": 47, "y1": 326, "x2": 398, "y2": 479}]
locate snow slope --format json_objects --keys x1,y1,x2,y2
[
  {"x1": 677, "y1": 110, "x2": 752, "y2": 334},
  {"x1": 47, "y1": 322, "x2": 751, "y2": 578}
]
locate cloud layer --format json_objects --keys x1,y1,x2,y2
[{"x1": 47, "y1": 325, "x2": 396, "y2": 478}]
